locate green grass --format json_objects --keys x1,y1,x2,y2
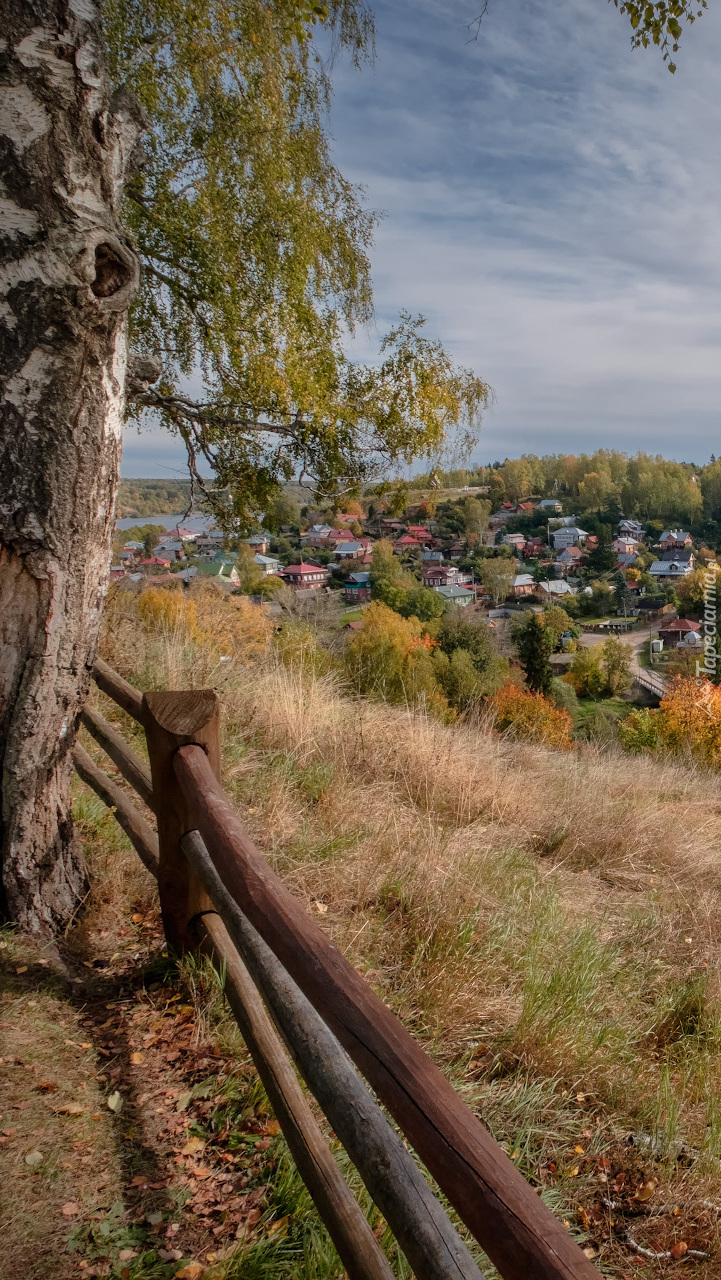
[{"x1": 575, "y1": 696, "x2": 635, "y2": 721}]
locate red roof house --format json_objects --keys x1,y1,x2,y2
[{"x1": 280, "y1": 563, "x2": 329, "y2": 590}]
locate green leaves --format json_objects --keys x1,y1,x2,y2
[
  {"x1": 611, "y1": 1, "x2": 707, "y2": 67},
  {"x1": 107, "y1": 1, "x2": 488, "y2": 529}
]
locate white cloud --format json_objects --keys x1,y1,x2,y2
[{"x1": 123, "y1": 0, "x2": 721, "y2": 476}]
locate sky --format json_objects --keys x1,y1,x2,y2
[{"x1": 121, "y1": 0, "x2": 721, "y2": 478}]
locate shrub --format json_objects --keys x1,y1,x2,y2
[
  {"x1": 433, "y1": 647, "x2": 486, "y2": 712},
  {"x1": 567, "y1": 647, "x2": 605, "y2": 699},
  {"x1": 600, "y1": 635, "x2": 633, "y2": 695},
  {"x1": 550, "y1": 677, "x2": 579, "y2": 719},
  {"x1": 436, "y1": 612, "x2": 508, "y2": 692},
  {"x1": 137, "y1": 587, "x2": 198, "y2": 637},
  {"x1": 344, "y1": 602, "x2": 449, "y2": 716},
  {"x1": 618, "y1": 708, "x2": 659, "y2": 753},
  {"x1": 489, "y1": 684, "x2": 572, "y2": 749}
]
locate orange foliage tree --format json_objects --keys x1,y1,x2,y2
[
  {"x1": 489, "y1": 684, "x2": 573, "y2": 749},
  {"x1": 656, "y1": 676, "x2": 721, "y2": 766}
]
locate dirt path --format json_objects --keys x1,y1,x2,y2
[{"x1": 0, "y1": 920, "x2": 283, "y2": 1280}]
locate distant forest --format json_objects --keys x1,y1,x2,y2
[{"x1": 117, "y1": 479, "x2": 194, "y2": 518}]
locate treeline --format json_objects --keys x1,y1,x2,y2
[
  {"x1": 399, "y1": 451, "x2": 721, "y2": 526},
  {"x1": 117, "y1": 479, "x2": 194, "y2": 518}
]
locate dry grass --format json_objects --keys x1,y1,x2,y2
[{"x1": 92, "y1": 586, "x2": 721, "y2": 1273}]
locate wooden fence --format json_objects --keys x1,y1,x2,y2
[{"x1": 74, "y1": 656, "x2": 598, "y2": 1280}]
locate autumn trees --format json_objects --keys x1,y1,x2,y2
[{"x1": 1, "y1": 0, "x2": 487, "y2": 929}]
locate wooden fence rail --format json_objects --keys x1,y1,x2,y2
[{"x1": 75, "y1": 660, "x2": 598, "y2": 1280}]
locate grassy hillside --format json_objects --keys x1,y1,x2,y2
[{"x1": 78, "y1": 584, "x2": 721, "y2": 1275}]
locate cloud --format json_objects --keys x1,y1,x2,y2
[
  {"x1": 122, "y1": 0, "x2": 721, "y2": 476},
  {"x1": 331, "y1": 0, "x2": 721, "y2": 462}
]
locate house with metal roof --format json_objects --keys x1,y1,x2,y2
[
  {"x1": 649, "y1": 559, "x2": 693, "y2": 582},
  {"x1": 253, "y1": 553, "x2": 281, "y2": 576},
  {"x1": 552, "y1": 526, "x2": 589, "y2": 550},
  {"x1": 536, "y1": 579, "x2": 577, "y2": 598},
  {"x1": 511, "y1": 573, "x2": 535, "y2": 598},
  {"x1": 433, "y1": 583, "x2": 474, "y2": 607}
]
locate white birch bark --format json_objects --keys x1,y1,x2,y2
[{"x1": 0, "y1": 0, "x2": 140, "y2": 929}]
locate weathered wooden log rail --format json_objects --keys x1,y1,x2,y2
[{"x1": 74, "y1": 661, "x2": 598, "y2": 1280}]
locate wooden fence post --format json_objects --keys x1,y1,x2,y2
[{"x1": 142, "y1": 689, "x2": 220, "y2": 952}]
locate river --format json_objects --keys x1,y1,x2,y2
[{"x1": 115, "y1": 512, "x2": 214, "y2": 533}]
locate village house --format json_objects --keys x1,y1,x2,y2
[
  {"x1": 421, "y1": 565, "x2": 472, "y2": 588},
  {"x1": 659, "y1": 530, "x2": 693, "y2": 550},
  {"x1": 615, "y1": 552, "x2": 639, "y2": 570},
  {"x1": 584, "y1": 534, "x2": 599, "y2": 551},
  {"x1": 344, "y1": 571, "x2": 371, "y2": 603},
  {"x1": 649, "y1": 558, "x2": 694, "y2": 583},
  {"x1": 433, "y1": 583, "x2": 474, "y2": 607},
  {"x1": 181, "y1": 560, "x2": 239, "y2": 587},
  {"x1": 421, "y1": 549, "x2": 444, "y2": 564},
  {"x1": 253, "y1": 553, "x2": 281, "y2": 576},
  {"x1": 123, "y1": 540, "x2": 144, "y2": 552},
  {"x1": 552, "y1": 526, "x2": 589, "y2": 550},
  {"x1": 535, "y1": 498, "x2": 563, "y2": 513},
  {"x1": 393, "y1": 535, "x2": 421, "y2": 554},
  {"x1": 280, "y1": 563, "x2": 329, "y2": 590},
  {"x1": 196, "y1": 532, "x2": 226, "y2": 552},
  {"x1": 488, "y1": 510, "x2": 514, "y2": 529},
  {"x1": 502, "y1": 532, "x2": 526, "y2": 551},
  {"x1": 511, "y1": 573, "x2": 536, "y2": 598},
  {"x1": 300, "y1": 525, "x2": 333, "y2": 548},
  {"x1": 152, "y1": 539, "x2": 185, "y2": 561},
  {"x1": 619, "y1": 519, "x2": 645, "y2": 537},
  {"x1": 657, "y1": 618, "x2": 702, "y2": 649},
  {"x1": 448, "y1": 541, "x2": 467, "y2": 559},
  {"x1": 379, "y1": 518, "x2": 405, "y2": 536},
  {"x1": 334, "y1": 539, "x2": 372, "y2": 561},
  {"x1": 661, "y1": 548, "x2": 695, "y2": 569},
  {"x1": 536, "y1": 579, "x2": 577, "y2": 600},
  {"x1": 406, "y1": 525, "x2": 433, "y2": 543},
  {"x1": 167, "y1": 526, "x2": 197, "y2": 543},
  {"x1": 139, "y1": 556, "x2": 171, "y2": 569},
  {"x1": 612, "y1": 535, "x2": 642, "y2": 555},
  {"x1": 247, "y1": 533, "x2": 271, "y2": 554},
  {"x1": 555, "y1": 546, "x2": 583, "y2": 575},
  {"x1": 523, "y1": 537, "x2": 544, "y2": 557}
]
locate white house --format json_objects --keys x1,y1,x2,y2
[
  {"x1": 552, "y1": 527, "x2": 589, "y2": 550},
  {"x1": 537, "y1": 579, "x2": 577, "y2": 599}
]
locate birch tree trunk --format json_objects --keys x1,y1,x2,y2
[{"x1": 0, "y1": 0, "x2": 140, "y2": 931}]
